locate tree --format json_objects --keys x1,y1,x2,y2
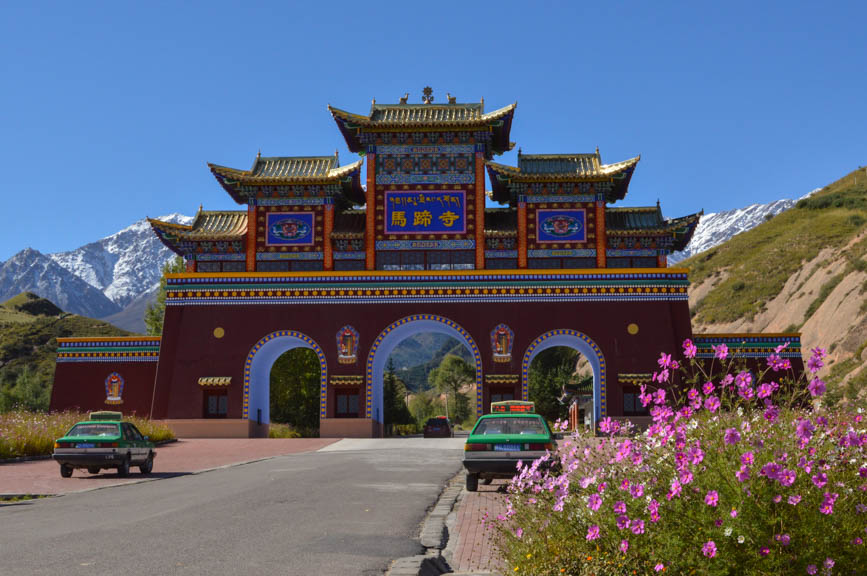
[
  {"x1": 144, "y1": 256, "x2": 185, "y2": 336},
  {"x1": 383, "y1": 358, "x2": 413, "y2": 434},
  {"x1": 408, "y1": 389, "x2": 445, "y2": 427},
  {"x1": 428, "y1": 354, "x2": 474, "y2": 423},
  {"x1": 269, "y1": 348, "x2": 321, "y2": 436},
  {"x1": 528, "y1": 347, "x2": 577, "y2": 422},
  {"x1": 3, "y1": 366, "x2": 50, "y2": 412}
]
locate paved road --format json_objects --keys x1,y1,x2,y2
[{"x1": 0, "y1": 438, "x2": 465, "y2": 576}]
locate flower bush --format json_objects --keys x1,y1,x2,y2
[
  {"x1": 496, "y1": 342, "x2": 867, "y2": 574},
  {"x1": 0, "y1": 410, "x2": 175, "y2": 459}
]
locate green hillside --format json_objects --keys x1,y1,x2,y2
[
  {"x1": 0, "y1": 293, "x2": 131, "y2": 410},
  {"x1": 685, "y1": 168, "x2": 867, "y2": 325},
  {"x1": 394, "y1": 337, "x2": 474, "y2": 392}
]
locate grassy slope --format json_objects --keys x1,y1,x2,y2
[
  {"x1": 0, "y1": 294, "x2": 131, "y2": 393},
  {"x1": 684, "y1": 168, "x2": 867, "y2": 325}
]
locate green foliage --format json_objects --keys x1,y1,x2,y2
[
  {"x1": 685, "y1": 168, "x2": 867, "y2": 324},
  {"x1": 0, "y1": 410, "x2": 174, "y2": 459},
  {"x1": 384, "y1": 359, "x2": 413, "y2": 434},
  {"x1": 267, "y1": 422, "x2": 302, "y2": 438},
  {"x1": 0, "y1": 366, "x2": 49, "y2": 412},
  {"x1": 0, "y1": 300, "x2": 130, "y2": 412},
  {"x1": 269, "y1": 348, "x2": 320, "y2": 436},
  {"x1": 428, "y1": 354, "x2": 474, "y2": 423},
  {"x1": 528, "y1": 347, "x2": 576, "y2": 423},
  {"x1": 144, "y1": 256, "x2": 185, "y2": 336},
  {"x1": 408, "y1": 389, "x2": 445, "y2": 427},
  {"x1": 3, "y1": 292, "x2": 63, "y2": 317},
  {"x1": 395, "y1": 336, "x2": 473, "y2": 392}
]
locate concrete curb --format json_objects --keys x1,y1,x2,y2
[
  {"x1": 0, "y1": 438, "x2": 177, "y2": 466},
  {"x1": 385, "y1": 471, "x2": 465, "y2": 576}
]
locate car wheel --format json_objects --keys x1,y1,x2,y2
[
  {"x1": 139, "y1": 453, "x2": 154, "y2": 475},
  {"x1": 118, "y1": 456, "x2": 130, "y2": 477},
  {"x1": 60, "y1": 464, "x2": 73, "y2": 478},
  {"x1": 87, "y1": 467, "x2": 100, "y2": 475},
  {"x1": 466, "y1": 473, "x2": 479, "y2": 492},
  {"x1": 483, "y1": 477, "x2": 493, "y2": 485}
]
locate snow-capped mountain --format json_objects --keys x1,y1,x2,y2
[
  {"x1": 0, "y1": 248, "x2": 122, "y2": 319},
  {"x1": 0, "y1": 214, "x2": 191, "y2": 329},
  {"x1": 48, "y1": 213, "x2": 192, "y2": 307},
  {"x1": 669, "y1": 190, "x2": 818, "y2": 264}
]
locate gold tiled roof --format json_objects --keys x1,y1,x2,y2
[
  {"x1": 148, "y1": 209, "x2": 248, "y2": 241},
  {"x1": 487, "y1": 153, "x2": 640, "y2": 182},
  {"x1": 209, "y1": 152, "x2": 363, "y2": 185},
  {"x1": 606, "y1": 212, "x2": 702, "y2": 236},
  {"x1": 328, "y1": 102, "x2": 516, "y2": 128}
]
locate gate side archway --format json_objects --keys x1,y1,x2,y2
[
  {"x1": 243, "y1": 330, "x2": 327, "y2": 423},
  {"x1": 522, "y1": 329, "x2": 607, "y2": 424},
  {"x1": 366, "y1": 315, "x2": 484, "y2": 423}
]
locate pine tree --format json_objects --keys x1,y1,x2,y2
[{"x1": 144, "y1": 256, "x2": 185, "y2": 336}]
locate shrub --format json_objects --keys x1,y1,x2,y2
[
  {"x1": 0, "y1": 410, "x2": 175, "y2": 459},
  {"x1": 495, "y1": 344, "x2": 866, "y2": 575},
  {"x1": 268, "y1": 422, "x2": 302, "y2": 438}
]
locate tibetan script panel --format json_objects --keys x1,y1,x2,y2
[{"x1": 385, "y1": 191, "x2": 466, "y2": 235}]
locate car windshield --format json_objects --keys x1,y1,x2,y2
[
  {"x1": 66, "y1": 423, "x2": 119, "y2": 437},
  {"x1": 426, "y1": 419, "x2": 447, "y2": 426},
  {"x1": 473, "y1": 417, "x2": 547, "y2": 436}
]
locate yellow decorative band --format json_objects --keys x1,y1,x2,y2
[
  {"x1": 617, "y1": 373, "x2": 653, "y2": 384},
  {"x1": 331, "y1": 375, "x2": 364, "y2": 386},
  {"x1": 198, "y1": 377, "x2": 232, "y2": 387},
  {"x1": 485, "y1": 374, "x2": 519, "y2": 384}
]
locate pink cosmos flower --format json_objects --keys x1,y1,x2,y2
[
  {"x1": 614, "y1": 500, "x2": 626, "y2": 514},
  {"x1": 808, "y1": 377, "x2": 826, "y2": 397},
  {"x1": 587, "y1": 493, "x2": 602, "y2": 511},
  {"x1": 788, "y1": 495, "x2": 802, "y2": 505},
  {"x1": 806, "y1": 565, "x2": 818, "y2": 575},
  {"x1": 704, "y1": 395, "x2": 721, "y2": 412},
  {"x1": 724, "y1": 428, "x2": 741, "y2": 445},
  {"x1": 586, "y1": 525, "x2": 600, "y2": 540},
  {"x1": 702, "y1": 381, "x2": 715, "y2": 395},
  {"x1": 683, "y1": 339, "x2": 697, "y2": 358},
  {"x1": 658, "y1": 352, "x2": 672, "y2": 369},
  {"x1": 687, "y1": 388, "x2": 700, "y2": 400},
  {"x1": 702, "y1": 540, "x2": 717, "y2": 558},
  {"x1": 515, "y1": 527, "x2": 523, "y2": 539},
  {"x1": 741, "y1": 452, "x2": 755, "y2": 465},
  {"x1": 779, "y1": 469, "x2": 797, "y2": 487},
  {"x1": 630, "y1": 519, "x2": 645, "y2": 535},
  {"x1": 654, "y1": 389, "x2": 666, "y2": 405},
  {"x1": 730, "y1": 508, "x2": 738, "y2": 518},
  {"x1": 705, "y1": 490, "x2": 719, "y2": 507},
  {"x1": 712, "y1": 344, "x2": 728, "y2": 360},
  {"x1": 759, "y1": 546, "x2": 770, "y2": 556},
  {"x1": 655, "y1": 564, "x2": 665, "y2": 572},
  {"x1": 736, "y1": 465, "x2": 750, "y2": 482},
  {"x1": 775, "y1": 533, "x2": 791, "y2": 546},
  {"x1": 756, "y1": 382, "x2": 776, "y2": 399},
  {"x1": 616, "y1": 514, "x2": 630, "y2": 530},
  {"x1": 820, "y1": 493, "x2": 838, "y2": 515},
  {"x1": 630, "y1": 484, "x2": 644, "y2": 499},
  {"x1": 620, "y1": 539, "x2": 629, "y2": 553},
  {"x1": 812, "y1": 473, "x2": 828, "y2": 488},
  {"x1": 763, "y1": 404, "x2": 779, "y2": 423}
]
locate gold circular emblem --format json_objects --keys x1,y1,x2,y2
[
  {"x1": 627, "y1": 323, "x2": 639, "y2": 335},
  {"x1": 213, "y1": 327, "x2": 225, "y2": 339}
]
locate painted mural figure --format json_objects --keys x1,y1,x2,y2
[
  {"x1": 104, "y1": 372, "x2": 124, "y2": 405},
  {"x1": 491, "y1": 324, "x2": 514, "y2": 363},
  {"x1": 337, "y1": 325, "x2": 359, "y2": 364}
]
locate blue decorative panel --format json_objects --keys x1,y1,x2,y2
[
  {"x1": 536, "y1": 209, "x2": 587, "y2": 243},
  {"x1": 265, "y1": 212, "x2": 315, "y2": 246},
  {"x1": 528, "y1": 248, "x2": 596, "y2": 258},
  {"x1": 520, "y1": 195, "x2": 595, "y2": 204},
  {"x1": 256, "y1": 252, "x2": 324, "y2": 261},
  {"x1": 384, "y1": 191, "x2": 466, "y2": 234},
  {"x1": 197, "y1": 253, "x2": 247, "y2": 261}
]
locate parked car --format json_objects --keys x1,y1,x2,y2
[
  {"x1": 462, "y1": 401, "x2": 554, "y2": 491},
  {"x1": 53, "y1": 411, "x2": 155, "y2": 478},
  {"x1": 423, "y1": 416, "x2": 453, "y2": 438}
]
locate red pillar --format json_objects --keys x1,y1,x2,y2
[
  {"x1": 365, "y1": 153, "x2": 376, "y2": 271},
  {"x1": 323, "y1": 204, "x2": 334, "y2": 271},
  {"x1": 246, "y1": 204, "x2": 256, "y2": 272},
  {"x1": 517, "y1": 201, "x2": 528, "y2": 269},
  {"x1": 657, "y1": 254, "x2": 667, "y2": 268},
  {"x1": 595, "y1": 200, "x2": 607, "y2": 268},
  {"x1": 475, "y1": 151, "x2": 485, "y2": 270},
  {"x1": 185, "y1": 258, "x2": 196, "y2": 273}
]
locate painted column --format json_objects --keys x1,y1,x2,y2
[
  {"x1": 246, "y1": 204, "x2": 256, "y2": 272},
  {"x1": 365, "y1": 150, "x2": 376, "y2": 271},
  {"x1": 517, "y1": 200, "x2": 528, "y2": 268},
  {"x1": 657, "y1": 253, "x2": 668, "y2": 268},
  {"x1": 184, "y1": 257, "x2": 196, "y2": 273},
  {"x1": 474, "y1": 147, "x2": 485, "y2": 269},
  {"x1": 595, "y1": 197, "x2": 607, "y2": 268},
  {"x1": 323, "y1": 203, "x2": 334, "y2": 271}
]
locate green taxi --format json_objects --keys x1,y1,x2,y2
[
  {"x1": 52, "y1": 411, "x2": 155, "y2": 478},
  {"x1": 462, "y1": 401, "x2": 554, "y2": 491}
]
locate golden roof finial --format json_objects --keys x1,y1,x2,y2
[
  {"x1": 422, "y1": 86, "x2": 434, "y2": 104},
  {"x1": 372, "y1": 97, "x2": 376, "y2": 105},
  {"x1": 595, "y1": 146, "x2": 599, "y2": 155},
  {"x1": 257, "y1": 149, "x2": 261, "y2": 159}
]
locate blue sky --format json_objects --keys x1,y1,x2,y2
[{"x1": 1, "y1": 1, "x2": 865, "y2": 261}]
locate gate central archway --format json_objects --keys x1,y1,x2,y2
[{"x1": 366, "y1": 315, "x2": 484, "y2": 424}]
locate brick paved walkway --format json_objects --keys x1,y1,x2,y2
[
  {"x1": 0, "y1": 438, "x2": 337, "y2": 496},
  {"x1": 451, "y1": 479, "x2": 509, "y2": 575}
]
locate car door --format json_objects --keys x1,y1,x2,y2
[{"x1": 121, "y1": 423, "x2": 143, "y2": 463}]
